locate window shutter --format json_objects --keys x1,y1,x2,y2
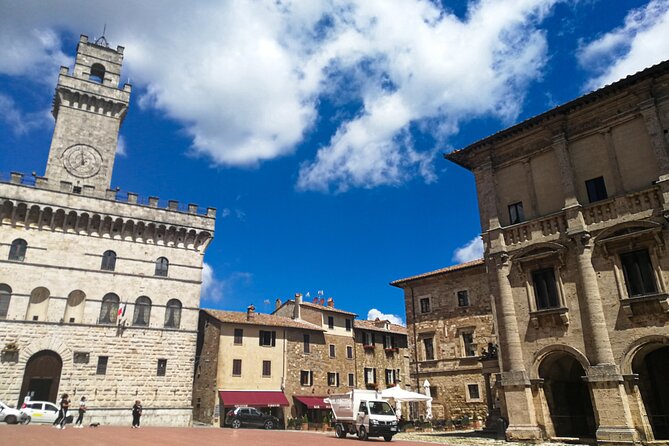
[
  {"x1": 373, "y1": 368, "x2": 376, "y2": 383},
  {"x1": 259, "y1": 331, "x2": 263, "y2": 346},
  {"x1": 271, "y1": 331, "x2": 276, "y2": 346},
  {"x1": 336, "y1": 373, "x2": 340, "y2": 387},
  {"x1": 371, "y1": 333, "x2": 375, "y2": 345},
  {"x1": 310, "y1": 370, "x2": 313, "y2": 385}
]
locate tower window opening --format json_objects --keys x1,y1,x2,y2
[{"x1": 90, "y1": 63, "x2": 105, "y2": 83}]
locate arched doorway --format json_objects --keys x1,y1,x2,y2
[
  {"x1": 633, "y1": 345, "x2": 669, "y2": 440},
  {"x1": 18, "y1": 350, "x2": 62, "y2": 405},
  {"x1": 539, "y1": 352, "x2": 596, "y2": 438}
]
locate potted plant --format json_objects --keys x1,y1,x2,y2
[{"x1": 300, "y1": 414, "x2": 309, "y2": 431}]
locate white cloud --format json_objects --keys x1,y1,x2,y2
[
  {"x1": 452, "y1": 236, "x2": 484, "y2": 263},
  {"x1": 0, "y1": 0, "x2": 559, "y2": 192},
  {"x1": 201, "y1": 262, "x2": 224, "y2": 302},
  {"x1": 367, "y1": 308, "x2": 405, "y2": 326},
  {"x1": 0, "y1": 93, "x2": 51, "y2": 135},
  {"x1": 578, "y1": 0, "x2": 669, "y2": 91},
  {"x1": 116, "y1": 135, "x2": 127, "y2": 156}
]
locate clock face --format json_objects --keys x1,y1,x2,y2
[{"x1": 62, "y1": 144, "x2": 102, "y2": 178}]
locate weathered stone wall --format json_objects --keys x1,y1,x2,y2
[
  {"x1": 192, "y1": 313, "x2": 221, "y2": 425},
  {"x1": 354, "y1": 329, "x2": 408, "y2": 389}
]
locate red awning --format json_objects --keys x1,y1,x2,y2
[
  {"x1": 219, "y1": 390, "x2": 289, "y2": 408},
  {"x1": 294, "y1": 395, "x2": 331, "y2": 409}
]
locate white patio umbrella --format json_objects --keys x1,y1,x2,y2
[
  {"x1": 423, "y1": 379, "x2": 433, "y2": 420},
  {"x1": 380, "y1": 385, "x2": 432, "y2": 420}
]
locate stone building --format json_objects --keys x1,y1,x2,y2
[
  {"x1": 446, "y1": 60, "x2": 669, "y2": 443},
  {"x1": 0, "y1": 35, "x2": 215, "y2": 426},
  {"x1": 193, "y1": 294, "x2": 409, "y2": 426},
  {"x1": 391, "y1": 259, "x2": 498, "y2": 423}
]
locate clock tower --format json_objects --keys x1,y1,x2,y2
[{"x1": 44, "y1": 34, "x2": 131, "y2": 195}]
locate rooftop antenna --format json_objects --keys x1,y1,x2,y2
[{"x1": 95, "y1": 24, "x2": 109, "y2": 47}]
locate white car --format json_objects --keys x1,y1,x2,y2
[
  {"x1": 0, "y1": 401, "x2": 30, "y2": 424},
  {"x1": 20, "y1": 401, "x2": 61, "y2": 424}
]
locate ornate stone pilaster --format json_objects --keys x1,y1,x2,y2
[{"x1": 639, "y1": 99, "x2": 669, "y2": 178}]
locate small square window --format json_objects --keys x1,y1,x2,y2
[
  {"x1": 72, "y1": 186, "x2": 82, "y2": 194},
  {"x1": 419, "y1": 298, "x2": 431, "y2": 314},
  {"x1": 457, "y1": 290, "x2": 469, "y2": 307},
  {"x1": 328, "y1": 316, "x2": 334, "y2": 329},
  {"x1": 96, "y1": 356, "x2": 108, "y2": 375},
  {"x1": 348, "y1": 373, "x2": 355, "y2": 387},
  {"x1": 328, "y1": 372, "x2": 339, "y2": 387},
  {"x1": 508, "y1": 201, "x2": 524, "y2": 225},
  {"x1": 157, "y1": 359, "x2": 167, "y2": 376},
  {"x1": 303, "y1": 334, "x2": 310, "y2": 353},
  {"x1": 259, "y1": 330, "x2": 276, "y2": 347},
  {"x1": 345, "y1": 319, "x2": 352, "y2": 331},
  {"x1": 329, "y1": 344, "x2": 336, "y2": 358},
  {"x1": 300, "y1": 370, "x2": 313, "y2": 386},
  {"x1": 585, "y1": 176, "x2": 608, "y2": 203},
  {"x1": 234, "y1": 328, "x2": 243, "y2": 345},
  {"x1": 232, "y1": 359, "x2": 242, "y2": 376},
  {"x1": 262, "y1": 360, "x2": 271, "y2": 377},
  {"x1": 347, "y1": 346, "x2": 353, "y2": 359}
]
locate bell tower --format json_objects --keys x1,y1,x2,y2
[{"x1": 44, "y1": 34, "x2": 131, "y2": 195}]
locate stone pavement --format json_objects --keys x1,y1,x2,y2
[{"x1": 0, "y1": 424, "x2": 585, "y2": 446}]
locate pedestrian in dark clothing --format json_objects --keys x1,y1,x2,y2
[
  {"x1": 52, "y1": 393, "x2": 70, "y2": 429},
  {"x1": 74, "y1": 396, "x2": 87, "y2": 428},
  {"x1": 132, "y1": 400, "x2": 142, "y2": 428}
]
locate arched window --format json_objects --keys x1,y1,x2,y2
[
  {"x1": 90, "y1": 63, "x2": 105, "y2": 83},
  {"x1": 63, "y1": 290, "x2": 86, "y2": 324},
  {"x1": 101, "y1": 250, "x2": 117, "y2": 271},
  {"x1": 133, "y1": 296, "x2": 151, "y2": 326},
  {"x1": 155, "y1": 257, "x2": 169, "y2": 277},
  {"x1": 25, "y1": 287, "x2": 50, "y2": 321},
  {"x1": 164, "y1": 299, "x2": 182, "y2": 329},
  {"x1": 0, "y1": 284, "x2": 11, "y2": 320},
  {"x1": 9, "y1": 239, "x2": 27, "y2": 261},
  {"x1": 99, "y1": 293, "x2": 120, "y2": 324}
]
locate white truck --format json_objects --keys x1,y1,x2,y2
[{"x1": 327, "y1": 390, "x2": 398, "y2": 441}]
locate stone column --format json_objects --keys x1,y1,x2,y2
[
  {"x1": 639, "y1": 99, "x2": 669, "y2": 177},
  {"x1": 552, "y1": 133, "x2": 586, "y2": 232},
  {"x1": 488, "y1": 254, "x2": 542, "y2": 441},
  {"x1": 572, "y1": 233, "x2": 638, "y2": 443}
]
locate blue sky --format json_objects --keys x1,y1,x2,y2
[{"x1": 1, "y1": 0, "x2": 668, "y2": 324}]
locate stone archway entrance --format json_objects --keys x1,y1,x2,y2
[
  {"x1": 18, "y1": 350, "x2": 62, "y2": 405},
  {"x1": 633, "y1": 345, "x2": 669, "y2": 440},
  {"x1": 539, "y1": 352, "x2": 596, "y2": 438}
]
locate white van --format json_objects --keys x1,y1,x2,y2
[{"x1": 327, "y1": 390, "x2": 398, "y2": 441}]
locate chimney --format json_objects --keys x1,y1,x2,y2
[
  {"x1": 312, "y1": 296, "x2": 319, "y2": 304},
  {"x1": 293, "y1": 293, "x2": 302, "y2": 320},
  {"x1": 275, "y1": 298, "x2": 282, "y2": 311},
  {"x1": 327, "y1": 297, "x2": 334, "y2": 308},
  {"x1": 247, "y1": 305, "x2": 256, "y2": 320},
  {"x1": 319, "y1": 298, "x2": 325, "y2": 306}
]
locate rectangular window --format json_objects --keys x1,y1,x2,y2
[
  {"x1": 259, "y1": 330, "x2": 276, "y2": 347},
  {"x1": 532, "y1": 268, "x2": 560, "y2": 309},
  {"x1": 586, "y1": 176, "x2": 608, "y2": 203},
  {"x1": 468, "y1": 384, "x2": 480, "y2": 400},
  {"x1": 396, "y1": 369, "x2": 401, "y2": 383},
  {"x1": 234, "y1": 328, "x2": 243, "y2": 345},
  {"x1": 364, "y1": 367, "x2": 376, "y2": 384},
  {"x1": 383, "y1": 335, "x2": 393, "y2": 349},
  {"x1": 303, "y1": 334, "x2": 310, "y2": 353},
  {"x1": 430, "y1": 386, "x2": 439, "y2": 399},
  {"x1": 96, "y1": 356, "x2": 108, "y2": 375},
  {"x1": 348, "y1": 373, "x2": 355, "y2": 387},
  {"x1": 347, "y1": 345, "x2": 353, "y2": 359},
  {"x1": 621, "y1": 250, "x2": 658, "y2": 297},
  {"x1": 385, "y1": 369, "x2": 394, "y2": 385},
  {"x1": 462, "y1": 332, "x2": 476, "y2": 357},
  {"x1": 300, "y1": 370, "x2": 313, "y2": 386},
  {"x1": 328, "y1": 316, "x2": 334, "y2": 329},
  {"x1": 157, "y1": 359, "x2": 167, "y2": 376},
  {"x1": 345, "y1": 318, "x2": 352, "y2": 331},
  {"x1": 457, "y1": 290, "x2": 470, "y2": 307},
  {"x1": 419, "y1": 297, "x2": 431, "y2": 313},
  {"x1": 363, "y1": 331, "x2": 374, "y2": 346},
  {"x1": 262, "y1": 360, "x2": 271, "y2": 377},
  {"x1": 328, "y1": 372, "x2": 339, "y2": 386},
  {"x1": 232, "y1": 359, "x2": 242, "y2": 376},
  {"x1": 329, "y1": 344, "x2": 336, "y2": 358},
  {"x1": 508, "y1": 201, "x2": 524, "y2": 225},
  {"x1": 423, "y1": 338, "x2": 434, "y2": 360}
]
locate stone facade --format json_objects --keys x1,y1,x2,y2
[
  {"x1": 0, "y1": 35, "x2": 215, "y2": 426},
  {"x1": 193, "y1": 295, "x2": 409, "y2": 426},
  {"x1": 446, "y1": 59, "x2": 669, "y2": 443},
  {"x1": 392, "y1": 260, "x2": 498, "y2": 423}
]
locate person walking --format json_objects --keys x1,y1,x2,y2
[
  {"x1": 74, "y1": 396, "x2": 87, "y2": 428},
  {"x1": 52, "y1": 393, "x2": 70, "y2": 429},
  {"x1": 131, "y1": 400, "x2": 142, "y2": 428}
]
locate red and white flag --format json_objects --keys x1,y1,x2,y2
[{"x1": 117, "y1": 303, "x2": 127, "y2": 323}]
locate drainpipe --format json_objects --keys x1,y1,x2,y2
[{"x1": 410, "y1": 287, "x2": 420, "y2": 392}]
